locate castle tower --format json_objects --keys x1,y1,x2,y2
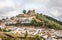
[{"x1": 27, "y1": 10, "x2": 35, "y2": 15}]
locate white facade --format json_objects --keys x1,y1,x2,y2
[{"x1": 19, "y1": 17, "x2": 32, "y2": 24}]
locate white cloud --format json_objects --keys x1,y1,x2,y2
[
  {"x1": 0, "y1": 0, "x2": 21, "y2": 17},
  {"x1": 0, "y1": 0, "x2": 20, "y2": 8},
  {"x1": 0, "y1": 0, "x2": 14, "y2": 8},
  {"x1": 50, "y1": 8, "x2": 61, "y2": 17},
  {"x1": 0, "y1": 0, "x2": 62, "y2": 21},
  {"x1": 6, "y1": 10, "x2": 20, "y2": 17}
]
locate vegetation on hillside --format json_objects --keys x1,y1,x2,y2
[
  {"x1": 6, "y1": 10, "x2": 62, "y2": 30},
  {"x1": 35, "y1": 13, "x2": 62, "y2": 30}
]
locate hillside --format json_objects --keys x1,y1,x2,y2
[
  {"x1": 14, "y1": 10, "x2": 62, "y2": 30},
  {"x1": 35, "y1": 13, "x2": 62, "y2": 30},
  {"x1": 0, "y1": 10, "x2": 62, "y2": 40},
  {"x1": 6, "y1": 10, "x2": 62, "y2": 30}
]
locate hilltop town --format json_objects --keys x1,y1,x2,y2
[{"x1": 0, "y1": 10, "x2": 62, "y2": 40}]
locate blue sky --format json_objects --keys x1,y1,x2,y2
[{"x1": 0, "y1": 0, "x2": 62, "y2": 21}]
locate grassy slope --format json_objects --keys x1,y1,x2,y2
[
  {"x1": 12, "y1": 13, "x2": 62, "y2": 30},
  {"x1": 36, "y1": 14, "x2": 62, "y2": 30}
]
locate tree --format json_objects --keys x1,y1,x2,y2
[
  {"x1": 2, "y1": 18, "x2": 5, "y2": 21},
  {"x1": 23, "y1": 10, "x2": 26, "y2": 14},
  {"x1": 6, "y1": 17, "x2": 8, "y2": 19},
  {"x1": 25, "y1": 31, "x2": 28, "y2": 38},
  {"x1": 34, "y1": 34, "x2": 40, "y2": 40}
]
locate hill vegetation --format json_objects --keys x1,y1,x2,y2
[
  {"x1": 15, "y1": 10, "x2": 62, "y2": 30},
  {"x1": 0, "y1": 10, "x2": 62, "y2": 40},
  {"x1": 35, "y1": 13, "x2": 62, "y2": 30}
]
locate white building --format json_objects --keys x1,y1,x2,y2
[{"x1": 19, "y1": 17, "x2": 33, "y2": 24}]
